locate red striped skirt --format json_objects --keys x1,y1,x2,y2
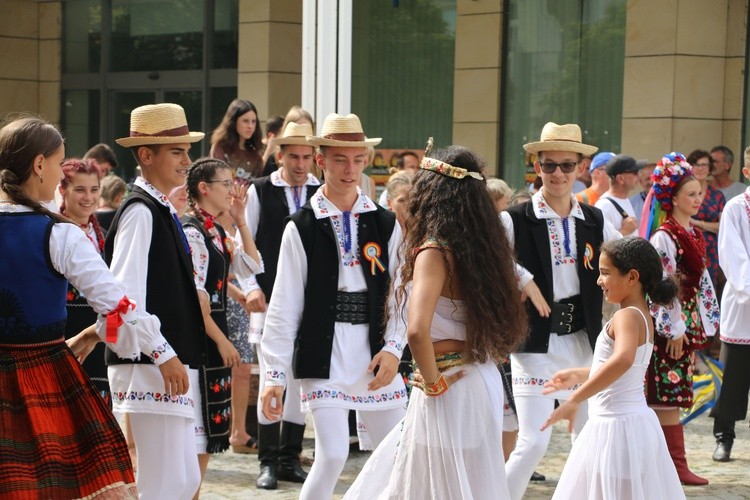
[{"x1": 0, "y1": 339, "x2": 136, "y2": 499}]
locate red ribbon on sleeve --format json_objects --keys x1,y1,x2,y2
[{"x1": 106, "y1": 296, "x2": 133, "y2": 343}]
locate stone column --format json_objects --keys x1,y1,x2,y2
[
  {"x1": 622, "y1": 0, "x2": 746, "y2": 176},
  {"x1": 238, "y1": 0, "x2": 303, "y2": 126},
  {"x1": 452, "y1": 0, "x2": 503, "y2": 177}
]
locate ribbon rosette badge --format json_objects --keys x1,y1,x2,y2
[
  {"x1": 363, "y1": 242, "x2": 386, "y2": 276},
  {"x1": 583, "y1": 242, "x2": 595, "y2": 271}
]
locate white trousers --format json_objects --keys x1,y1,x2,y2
[
  {"x1": 255, "y1": 341, "x2": 305, "y2": 426},
  {"x1": 300, "y1": 406, "x2": 404, "y2": 500},
  {"x1": 129, "y1": 413, "x2": 201, "y2": 500},
  {"x1": 505, "y1": 395, "x2": 588, "y2": 500}
]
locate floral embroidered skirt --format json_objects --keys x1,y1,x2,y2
[
  {"x1": 646, "y1": 298, "x2": 708, "y2": 408},
  {"x1": 0, "y1": 340, "x2": 136, "y2": 498}
]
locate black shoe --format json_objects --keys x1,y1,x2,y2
[
  {"x1": 530, "y1": 471, "x2": 546, "y2": 482},
  {"x1": 277, "y1": 461, "x2": 308, "y2": 483},
  {"x1": 256, "y1": 464, "x2": 278, "y2": 490},
  {"x1": 712, "y1": 440, "x2": 733, "y2": 462}
]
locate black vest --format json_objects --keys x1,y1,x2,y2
[
  {"x1": 505, "y1": 201, "x2": 605, "y2": 353},
  {"x1": 251, "y1": 177, "x2": 319, "y2": 299},
  {"x1": 290, "y1": 204, "x2": 396, "y2": 379},
  {"x1": 104, "y1": 187, "x2": 207, "y2": 367},
  {"x1": 181, "y1": 215, "x2": 231, "y2": 368}
]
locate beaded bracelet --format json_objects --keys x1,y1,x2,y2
[{"x1": 423, "y1": 373, "x2": 449, "y2": 396}]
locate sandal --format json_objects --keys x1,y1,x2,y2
[{"x1": 231, "y1": 436, "x2": 259, "y2": 454}]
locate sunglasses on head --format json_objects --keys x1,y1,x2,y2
[{"x1": 538, "y1": 161, "x2": 579, "y2": 174}]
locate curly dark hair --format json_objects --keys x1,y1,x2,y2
[
  {"x1": 600, "y1": 237, "x2": 678, "y2": 305},
  {"x1": 394, "y1": 145, "x2": 528, "y2": 362}
]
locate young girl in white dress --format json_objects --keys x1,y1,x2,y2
[{"x1": 542, "y1": 236, "x2": 685, "y2": 500}]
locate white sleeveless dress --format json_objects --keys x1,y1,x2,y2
[
  {"x1": 552, "y1": 307, "x2": 685, "y2": 500},
  {"x1": 344, "y1": 296, "x2": 509, "y2": 499}
]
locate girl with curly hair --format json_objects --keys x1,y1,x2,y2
[
  {"x1": 181, "y1": 157, "x2": 264, "y2": 491},
  {"x1": 542, "y1": 237, "x2": 684, "y2": 499},
  {"x1": 210, "y1": 99, "x2": 265, "y2": 182},
  {"x1": 640, "y1": 152, "x2": 720, "y2": 485},
  {"x1": 346, "y1": 144, "x2": 528, "y2": 499}
]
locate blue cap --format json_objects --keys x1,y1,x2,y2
[{"x1": 590, "y1": 152, "x2": 615, "y2": 172}]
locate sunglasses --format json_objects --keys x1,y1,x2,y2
[{"x1": 538, "y1": 161, "x2": 579, "y2": 174}]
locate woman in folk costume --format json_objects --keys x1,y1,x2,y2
[
  {"x1": 639, "y1": 152, "x2": 720, "y2": 485},
  {"x1": 181, "y1": 157, "x2": 263, "y2": 489},
  {"x1": 0, "y1": 119, "x2": 143, "y2": 497},
  {"x1": 58, "y1": 158, "x2": 113, "y2": 403},
  {"x1": 345, "y1": 143, "x2": 528, "y2": 499}
]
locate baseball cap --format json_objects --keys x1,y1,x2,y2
[
  {"x1": 590, "y1": 152, "x2": 615, "y2": 173},
  {"x1": 605, "y1": 154, "x2": 647, "y2": 177}
]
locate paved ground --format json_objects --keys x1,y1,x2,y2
[{"x1": 200, "y1": 411, "x2": 750, "y2": 499}]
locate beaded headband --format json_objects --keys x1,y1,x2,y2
[
  {"x1": 419, "y1": 137, "x2": 484, "y2": 181},
  {"x1": 651, "y1": 152, "x2": 693, "y2": 212}
]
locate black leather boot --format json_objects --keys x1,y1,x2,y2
[
  {"x1": 255, "y1": 422, "x2": 280, "y2": 490},
  {"x1": 712, "y1": 436, "x2": 733, "y2": 462},
  {"x1": 277, "y1": 421, "x2": 308, "y2": 483}
]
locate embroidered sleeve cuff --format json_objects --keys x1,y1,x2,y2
[
  {"x1": 264, "y1": 369, "x2": 286, "y2": 387},
  {"x1": 237, "y1": 251, "x2": 265, "y2": 275},
  {"x1": 381, "y1": 340, "x2": 404, "y2": 360}
]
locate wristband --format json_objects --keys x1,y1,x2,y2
[{"x1": 423, "y1": 373, "x2": 449, "y2": 396}]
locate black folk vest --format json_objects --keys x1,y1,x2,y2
[
  {"x1": 104, "y1": 187, "x2": 207, "y2": 367},
  {"x1": 505, "y1": 201, "x2": 605, "y2": 353},
  {"x1": 181, "y1": 215, "x2": 231, "y2": 368},
  {"x1": 252, "y1": 177, "x2": 320, "y2": 300},
  {"x1": 289, "y1": 204, "x2": 396, "y2": 379}
]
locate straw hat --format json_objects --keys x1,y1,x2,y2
[
  {"x1": 523, "y1": 122, "x2": 598, "y2": 156},
  {"x1": 115, "y1": 103, "x2": 205, "y2": 147},
  {"x1": 306, "y1": 113, "x2": 381, "y2": 147},
  {"x1": 275, "y1": 122, "x2": 315, "y2": 147}
]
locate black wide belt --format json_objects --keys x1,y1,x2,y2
[
  {"x1": 335, "y1": 291, "x2": 369, "y2": 325},
  {"x1": 550, "y1": 295, "x2": 585, "y2": 335}
]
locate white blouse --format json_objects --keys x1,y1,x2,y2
[
  {"x1": 183, "y1": 220, "x2": 264, "y2": 298},
  {"x1": 0, "y1": 202, "x2": 167, "y2": 362},
  {"x1": 649, "y1": 229, "x2": 720, "y2": 340},
  {"x1": 718, "y1": 188, "x2": 750, "y2": 343}
]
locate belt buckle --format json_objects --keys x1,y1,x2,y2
[{"x1": 561, "y1": 322, "x2": 572, "y2": 334}]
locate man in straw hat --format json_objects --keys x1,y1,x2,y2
[
  {"x1": 242, "y1": 120, "x2": 321, "y2": 489},
  {"x1": 501, "y1": 122, "x2": 621, "y2": 500},
  {"x1": 106, "y1": 103, "x2": 207, "y2": 498},
  {"x1": 260, "y1": 113, "x2": 407, "y2": 499}
]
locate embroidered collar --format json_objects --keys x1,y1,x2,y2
[
  {"x1": 270, "y1": 169, "x2": 320, "y2": 188},
  {"x1": 134, "y1": 177, "x2": 178, "y2": 215},
  {"x1": 310, "y1": 187, "x2": 377, "y2": 220},
  {"x1": 532, "y1": 189, "x2": 585, "y2": 221}
]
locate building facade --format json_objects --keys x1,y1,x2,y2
[{"x1": 1, "y1": 0, "x2": 747, "y2": 185}]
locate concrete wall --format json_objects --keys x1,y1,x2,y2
[
  {"x1": 452, "y1": 0, "x2": 503, "y2": 176},
  {"x1": 622, "y1": 0, "x2": 747, "y2": 175},
  {"x1": 237, "y1": 0, "x2": 303, "y2": 126},
  {"x1": 0, "y1": 1, "x2": 61, "y2": 126}
]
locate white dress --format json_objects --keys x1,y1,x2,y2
[
  {"x1": 344, "y1": 296, "x2": 509, "y2": 500},
  {"x1": 552, "y1": 307, "x2": 685, "y2": 500}
]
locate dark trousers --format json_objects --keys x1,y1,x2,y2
[{"x1": 710, "y1": 342, "x2": 750, "y2": 439}]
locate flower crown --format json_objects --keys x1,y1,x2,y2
[
  {"x1": 650, "y1": 152, "x2": 693, "y2": 212},
  {"x1": 419, "y1": 137, "x2": 484, "y2": 181}
]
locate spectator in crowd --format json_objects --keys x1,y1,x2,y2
[
  {"x1": 211, "y1": 99, "x2": 265, "y2": 183},
  {"x1": 576, "y1": 151, "x2": 614, "y2": 205},
  {"x1": 687, "y1": 149, "x2": 725, "y2": 290},
  {"x1": 487, "y1": 178, "x2": 513, "y2": 213},
  {"x1": 710, "y1": 145, "x2": 745, "y2": 200},
  {"x1": 629, "y1": 161, "x2": 655, "y2": 222},
  {"x1": 96, "y1": 174, "x2": 127, "y2": 230},
  {"x1": 84, "y1": 142, "x2": 118, "y2": 176}
]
